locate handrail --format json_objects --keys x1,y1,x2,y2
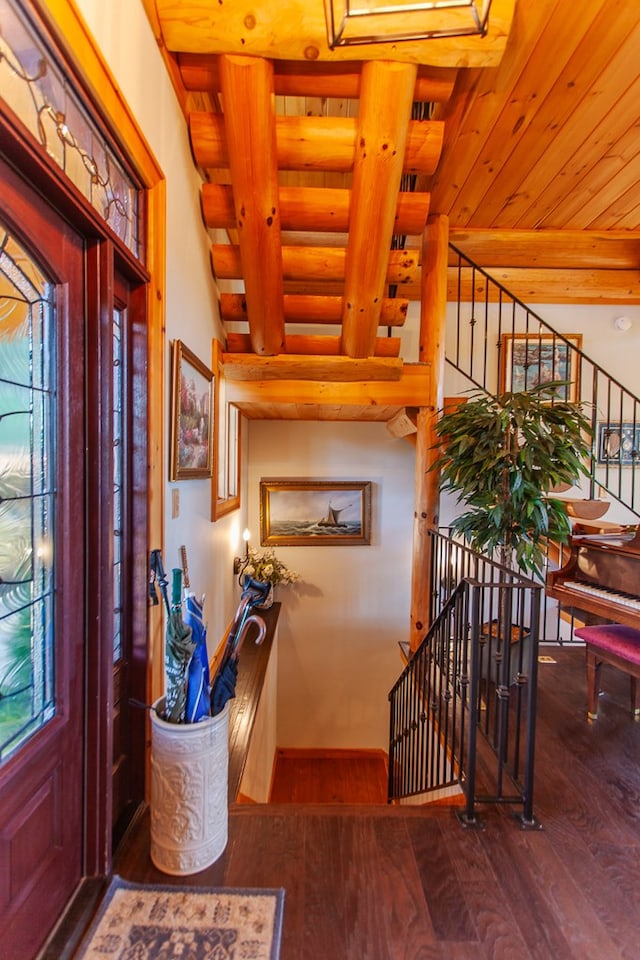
[
  {"x1": 388, "y1": 530, "x2": 542, "y2": 826},
  {"x1": 447, "y1": 244, "x2": 640, "y2": 521}
]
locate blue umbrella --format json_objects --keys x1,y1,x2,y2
[
  {"x1": 184, "y1": 591, "x2": 211, "y2": 722},
  {"x1": 211, "y1": 576, "x2": 269, "y2": 715}
]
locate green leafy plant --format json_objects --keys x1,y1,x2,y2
[
  {"x1": 432, "y1": 383, "x2": 593, "y2": 576},
  {"x1": 244, "y1": 547, "x2": 301, "y2": 586}
]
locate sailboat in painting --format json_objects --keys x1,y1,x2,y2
[{"x1": 318, "y1": 502, "x2": 352, "y2": 527}]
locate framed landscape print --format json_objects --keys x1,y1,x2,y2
[
  {"x1": 169, "y1": 340, "x2": 214, "y2": 480},
  {"x1": 499, "y1": 333, "x2": 582, "y2": 402},
  {"x1": 260, "y1": 479, "x2": 372, "y2": 546}
]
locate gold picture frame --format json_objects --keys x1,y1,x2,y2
[
  {"x1": 260, "y1": 478, "x2": 372, "y2": 546},
  {"x1": 169, "y1": 340, "x2": 214, "y2": 480},
  {"x1": 211, "y1": 341, "x2": 241, "y2": 519},
  {"x1": 499, "y1": 333, "x2": 582, "y2": 402}
]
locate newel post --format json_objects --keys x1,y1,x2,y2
[{"x1": 409, "y1": 214, "x2": 449, "y2": 653}]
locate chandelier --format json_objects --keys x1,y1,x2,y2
[{"x1": 324, "y1": 0, "x2": 493, "y2": 48}]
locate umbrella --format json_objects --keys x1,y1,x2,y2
[
  {"x1": 210, "y1": 576, "x2": 269, "y2": 716},
  {"x1": 158, "y1": 562, "x2": 196, "y2": 723},
  {"x1": 184, "y1": 589, "x2": 212, "y2": 723}
]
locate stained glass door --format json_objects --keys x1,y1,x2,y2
[{"x1": 0, "y1": 157, "x2": 86, "y2": 960}]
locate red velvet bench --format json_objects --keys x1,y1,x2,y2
[{"x1": 574, "y1": 624, "x2": 640, "y2": 721}]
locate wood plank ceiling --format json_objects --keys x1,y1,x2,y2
[{"x1": 145, "y1": 0, "x2": 640, "y2": 420}]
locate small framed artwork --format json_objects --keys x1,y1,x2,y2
[
  {"x1": 597, "y1": 422, "x2": 640, "y2": 464},
  {"x1": 260, "y1": 479, "x2": 372, "y2": 546},
  {"x1": 211, "y1": 341, "x2": 241, "y2": 519},
  {"x1": 499, "y1": 333, "x2": 582, "y2": 401},
  {"x1": 170, "y1": 340, "x2": 214, "y2": 480}
]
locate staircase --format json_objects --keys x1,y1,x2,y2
[{"x1": 446, "y1": 244, "x2": 640, "y2": 524}]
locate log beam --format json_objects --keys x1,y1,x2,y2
[
  {"x1": 202, "y1": 183, "x2": 430, "y2": 236},
  {"x1": 341, "y1": 61, "x2": 417, "y2": 358},
  {"x1": 179, "y1": 55, "x2": 457, "y2": 102},
  {"x1": 218, "y1": 55, "x2": 285, "y2": 354},
  {"x1": 222, "y1": 354, "x2": 403, "y2": 381},
  {"x1": 212, "y1": 244, "x2": 420, "y2": 285},
  {"x1": 223, "y1": 361, "x2": 430, "y2": 402},
  {"x1": 190, "y1": 112, "x2": 444, "y2": 176},
  {"x1": 156, "y1": 0, "x2": 515, "y2": 68},
  {"x1": 226, "y1": 332, "x2": 400, "y2": 356},
  {"x1": 220, "y1": 292, "x2": 408, "y2": 326}
]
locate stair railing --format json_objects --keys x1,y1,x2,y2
[
  {"x1": 388, "y1": 530, "x2": 542, "y2": 826},
  {"x1": 447, "y1": 244, "x2": 640, "y2": 522}
]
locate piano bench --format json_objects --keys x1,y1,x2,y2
[{"x1": 574, "y1": 624, "x2": 640, "y2": 721}]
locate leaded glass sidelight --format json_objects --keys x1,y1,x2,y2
[{"x1": 0, "y1": 225, "x2": 55, "y2": 761}]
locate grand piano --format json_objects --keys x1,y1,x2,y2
[{"x1": 546, "y1": 525, "x2": 640, "y2": 627}]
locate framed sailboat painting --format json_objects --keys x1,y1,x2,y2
[{"x1": 260, "y1": 479, "x2": 372, "y2": 546}]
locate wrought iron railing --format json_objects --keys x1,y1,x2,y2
[
  {"x1": 447, "y1": 244, "x2": 640, "y2": 523},
  {"x1": 388, "y1": 530, "x2": 542, "y2": 826}
]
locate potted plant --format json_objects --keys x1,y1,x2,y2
[
  {"x1": 431, "y1": 382, "x2": 593, "y2": 577},
  {"x1": 240, "y1": 547, "x2": 301, "y2": 607}
]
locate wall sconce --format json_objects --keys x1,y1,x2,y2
[
  {"x1": 233, "y1": 528, "x2": 251, "y2": 576},
  {"x1": 323, "y1": 0, "x2": 493, "y2": 49}
]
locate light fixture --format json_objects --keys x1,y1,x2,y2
[
  {"x1": 233, "y1": 528, "x2": 251, "y2": 576},
  {"x1": 614, "y1": 316, "x2": 632, "y2": 333},
  {"x1": 324, "y1": 0, "x2": 492, "y2": 49}
]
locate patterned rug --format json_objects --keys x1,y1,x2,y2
[{"x1": 75, "y1": 876, "x2": 285, "y2": 959}]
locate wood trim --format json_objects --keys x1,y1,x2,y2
[{"x1": 37, "y1": 0, "x2": 167, "y2": 798}]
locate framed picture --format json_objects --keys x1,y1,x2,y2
[
  {"x1": 499, "y1": 333, "x2": 582, "y2": 401},
  {"x1": 260, "y1": 479, "x2": 372, "y2": 546},
  {"x1": 169, "y1": 340, "x2": 214, "y2": 480},
  {"x1": 211, "y1": 340, "x2": 241, "y2": 518},
  {"x1": 597, "y1": 422, "x2": 640, "y2": 464}
]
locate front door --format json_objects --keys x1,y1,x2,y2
[{"x1": 0, "y1": 157, "x2": 86, "y2": 960}]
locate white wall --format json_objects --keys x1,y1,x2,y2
[
  {"x1": 74, "y1": 0, "x2": 245, "y2": 650},
  {"x1": 247, "y1": 421, "x2": 415, "y2": 750}
]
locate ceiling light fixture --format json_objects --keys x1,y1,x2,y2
[{"x1": 324, "y1": 0, "x2": 493, "y2": 49}]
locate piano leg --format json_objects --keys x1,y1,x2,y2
[
  {"x1": 586, "y1": 650, "x2": 601, "y2": 721},
  {"x1": 631, "y1": 677, "x2": 639, "y2": 719}
]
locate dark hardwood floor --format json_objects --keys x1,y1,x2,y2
[
  {"x1": 107, "y1": 646, "x2": 640, "y2": 960},
  {"x1": 270, "y1": 747, "x2": 389, "y2": 804}
]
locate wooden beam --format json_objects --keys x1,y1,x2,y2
[
  {"x1": 226, "y1": 332, "x2": 400, "y2": 356},
  {"x1": 190, "y1": 112, "x2": 444, "y2": 175},
  {"x1": 391, "y1": 267, "x2": 640, "y2": 304},
  {"x1": 202, "y1": 183, "x2": 430, "y2": 235},
  {"x1": 220, "y1": 292, "x2": 408, "y2": 326},
  {"x1": 156, "y1": 0, "x2": 515, "y2": 68},
  {"x1": 341, "y1": 61, "x2": 417, "y2": 358},
  {"x1": 224, "y1": 361, "x2": 430, "y2": 403},
  {"x1": 179, "y1": 55, "x2": 457, "y2": 102},
  {"x1": 410, "y1": 215, "x2": 449, "y2": 653},
  {"x1": 222, "y1": 354, "x2": 404, "y2": 381},
  {"x1": 449, "y1": 228, "x2": 640, "y2": 269},
  {"x1": 213, "y1": 244, "x2": 420, "y2": 285},
  {"x1": 218, "y1": 55, "x2": 285, "y2": 354}
]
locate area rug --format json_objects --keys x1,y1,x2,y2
[{"x1": 75, "y1": 876, "x2": 285, "y2": 959}]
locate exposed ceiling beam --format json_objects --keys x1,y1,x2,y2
[
  {"x1": 218, "y1": 55, "x2": 285, "y2": 354},
  {"x1": 226, "y1": 333, "x2": 401, "y2": 356},
  {"x1": 179, "y1": 55, "x2": 457, "y2": 102},
  {"x1": 341, "y1": 60, "x2": 417, "y2": 357},
  {"x1": 224, "y1": 361, "x2": 430, "y2": 400},
  {"x1": 202, "y1": 183, "x2": 430, "y2": 235},
  {"x1": 157, "y1": 0, "x2": 515, "y2": 67},
  {"x1": 222, "y1": 354, "x2": 404, "y2": 381},
  {"x1": 212, "y1": 244, "x2": 420, "y2": 285},
  {"x1": 190, "y1": 112, "x2": 443, "y2": 175},
  {"x1": 220, "y1": 292, "x2": 408, "y2": 326}
]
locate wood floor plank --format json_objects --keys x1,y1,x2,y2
[{"x1": 103, "y1": 647, "x2": 640, "y2": 960}]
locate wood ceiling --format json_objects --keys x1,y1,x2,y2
[{"x1": 144, "y1": 0, "x2": 640, "y2": 419}]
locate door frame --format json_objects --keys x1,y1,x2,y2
[{"x1": 0, "y1": 0, "x2": 166, "y2": 878}]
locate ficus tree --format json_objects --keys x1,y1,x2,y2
[{"x1": 431, "y1": 383, "x2": 593, "y2": 578}]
